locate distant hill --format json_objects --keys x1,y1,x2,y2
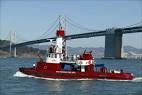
[
  {"x1": 0, "y1": 50, "x2": 9, "y2": 56},
  {"x1": 0, "y1": 40, "x2": 141, "y2": 58},
  {"x1": 124, "y1": 46, "x2": 142, "y2": 54},
  {"x1": 0, "y1": 40, "x2": 46, "y2": 57},
  {"x1": 31, "y1": 45, "x2": 142, "y2": 58},
  {"x1": 0, "y1": 40, "x2": 10, "y2": 47}
]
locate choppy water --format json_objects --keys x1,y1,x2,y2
[{"x1": 0, "y1": 58, "x2": 142, "y2": 95}]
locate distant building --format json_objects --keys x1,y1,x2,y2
[{"x1": 127, "y1": 52, "x2": 142, "y2": 59}]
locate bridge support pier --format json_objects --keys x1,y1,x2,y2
[
  {"x1": 9, "y1": 47, "x2": 17, "y2": 57},
  {"x1": 9, "y1": 31, "x2": 17, "y2": 57},
  {"x1": 14, "y1": 47, "x2": 17, "y2": 57},
  {"x1": 104, "y1": 29, "x2": 122, "y2": 59}
]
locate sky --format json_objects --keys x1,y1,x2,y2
[{"x1": 0, "y1": 0, "x2": 142, "y2": 48}]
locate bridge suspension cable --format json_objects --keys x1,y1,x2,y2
[
  {"x1": 65, "y1": 16, "x2": 98, "y2": 32},
  {"x1": 35, "y1": 17, "x2": 59, "y2": 40},
  {"x1": 41, "y1": 23, "x2": 59, "y2": 39},
  {"x1": 123, "y1": 21, "x2": 142, "y2": 28}
]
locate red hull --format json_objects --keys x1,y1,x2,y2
[{"x1": 19, "y1": 67, "x2": 134, "y2": 80}]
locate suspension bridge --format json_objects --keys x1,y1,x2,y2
[{"x1": 1, "y1": 17, "x2": 142, "y2": 59}]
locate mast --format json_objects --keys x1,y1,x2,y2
[
  {"x1": 59, "y1": 16, "x2": 68, "y2": 59},
  {"x1": 59, "y1": 15, "x2": 62, "y2": 30},
  {"x1": 58, "y1": 15, "x2": 67, "y2": 59},
  {"x1": 64, "y1": 16, "x2": 67, "y2": 59}
]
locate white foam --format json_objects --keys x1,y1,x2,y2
[
  {"x1": 132, "y1": 77, "x2": 142, "y2": 82},
  {"x1": 96, "y1": 79, "x2": 131, "y2": 82},
  {"x1": 13, "y1": 71, "x2": 33, "y2": 78},
  {"x1": 13, "y1": 71, "x2": 142, "y2": 82},
  {"x1": 96, "y1": 77, "x2": 142, "y2": 82}
]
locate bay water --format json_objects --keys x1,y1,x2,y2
[{"x1": 0, "y1": 58, "x2": 142, "y2": 95}]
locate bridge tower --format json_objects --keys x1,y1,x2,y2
[
  {"x1": 9, "y1": 31, "x2": 12, "y2": 56},
  {"x1": 9, "y1": 31, "x2": 17, "y2": 57},
  {"x1": 104, "y1": 28, "x2": 123, "y2": 59},
  {"x1": 13, "y1": 31, "x2": 17, "y2": 57}
]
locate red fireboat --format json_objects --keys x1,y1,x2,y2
[{"x1": 19, "y1": 24, "x2": 134, "y2": 80}]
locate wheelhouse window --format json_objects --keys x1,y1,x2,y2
[
  {"x1": 48, "y1": 54, "x2": 50, "y2": 57},
  {"x1": 55, "y1": 54, "x2": 57, "y2": 58}
]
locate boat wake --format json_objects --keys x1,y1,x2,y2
[
  {"x1": 13, "y1": 71, "x2": 94, "y2": 81},
  {"x1": 97, "y1": 77, "x2": 142, "y2": 82},
  {"x1": 13, "y1": 71, "x2": 33, "y2": 78},
  {"x1": 13, "y1": 71, "x2": 142, "y2": 82},
  {"x1": 131, "y1": 77, "x2": 142, "y2": 82}
]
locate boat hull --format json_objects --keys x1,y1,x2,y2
[{"x1": 19, "y1": 68, "x2": 134, "y2": 80}]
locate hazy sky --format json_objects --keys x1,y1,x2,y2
[{"x1": 0, "y1": 0, "x2": 142, "y2": 48}]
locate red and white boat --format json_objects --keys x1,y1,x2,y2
[{"x1": 19, "y1": 23, "x2": 134, "y2": 80}]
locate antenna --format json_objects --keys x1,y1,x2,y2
[
  {"x1": 64, "y1": 16, "x2": 67, "y2": 32},
  {"x1": 59, "y1": 15, "x2": 62, "y2": 30}
]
